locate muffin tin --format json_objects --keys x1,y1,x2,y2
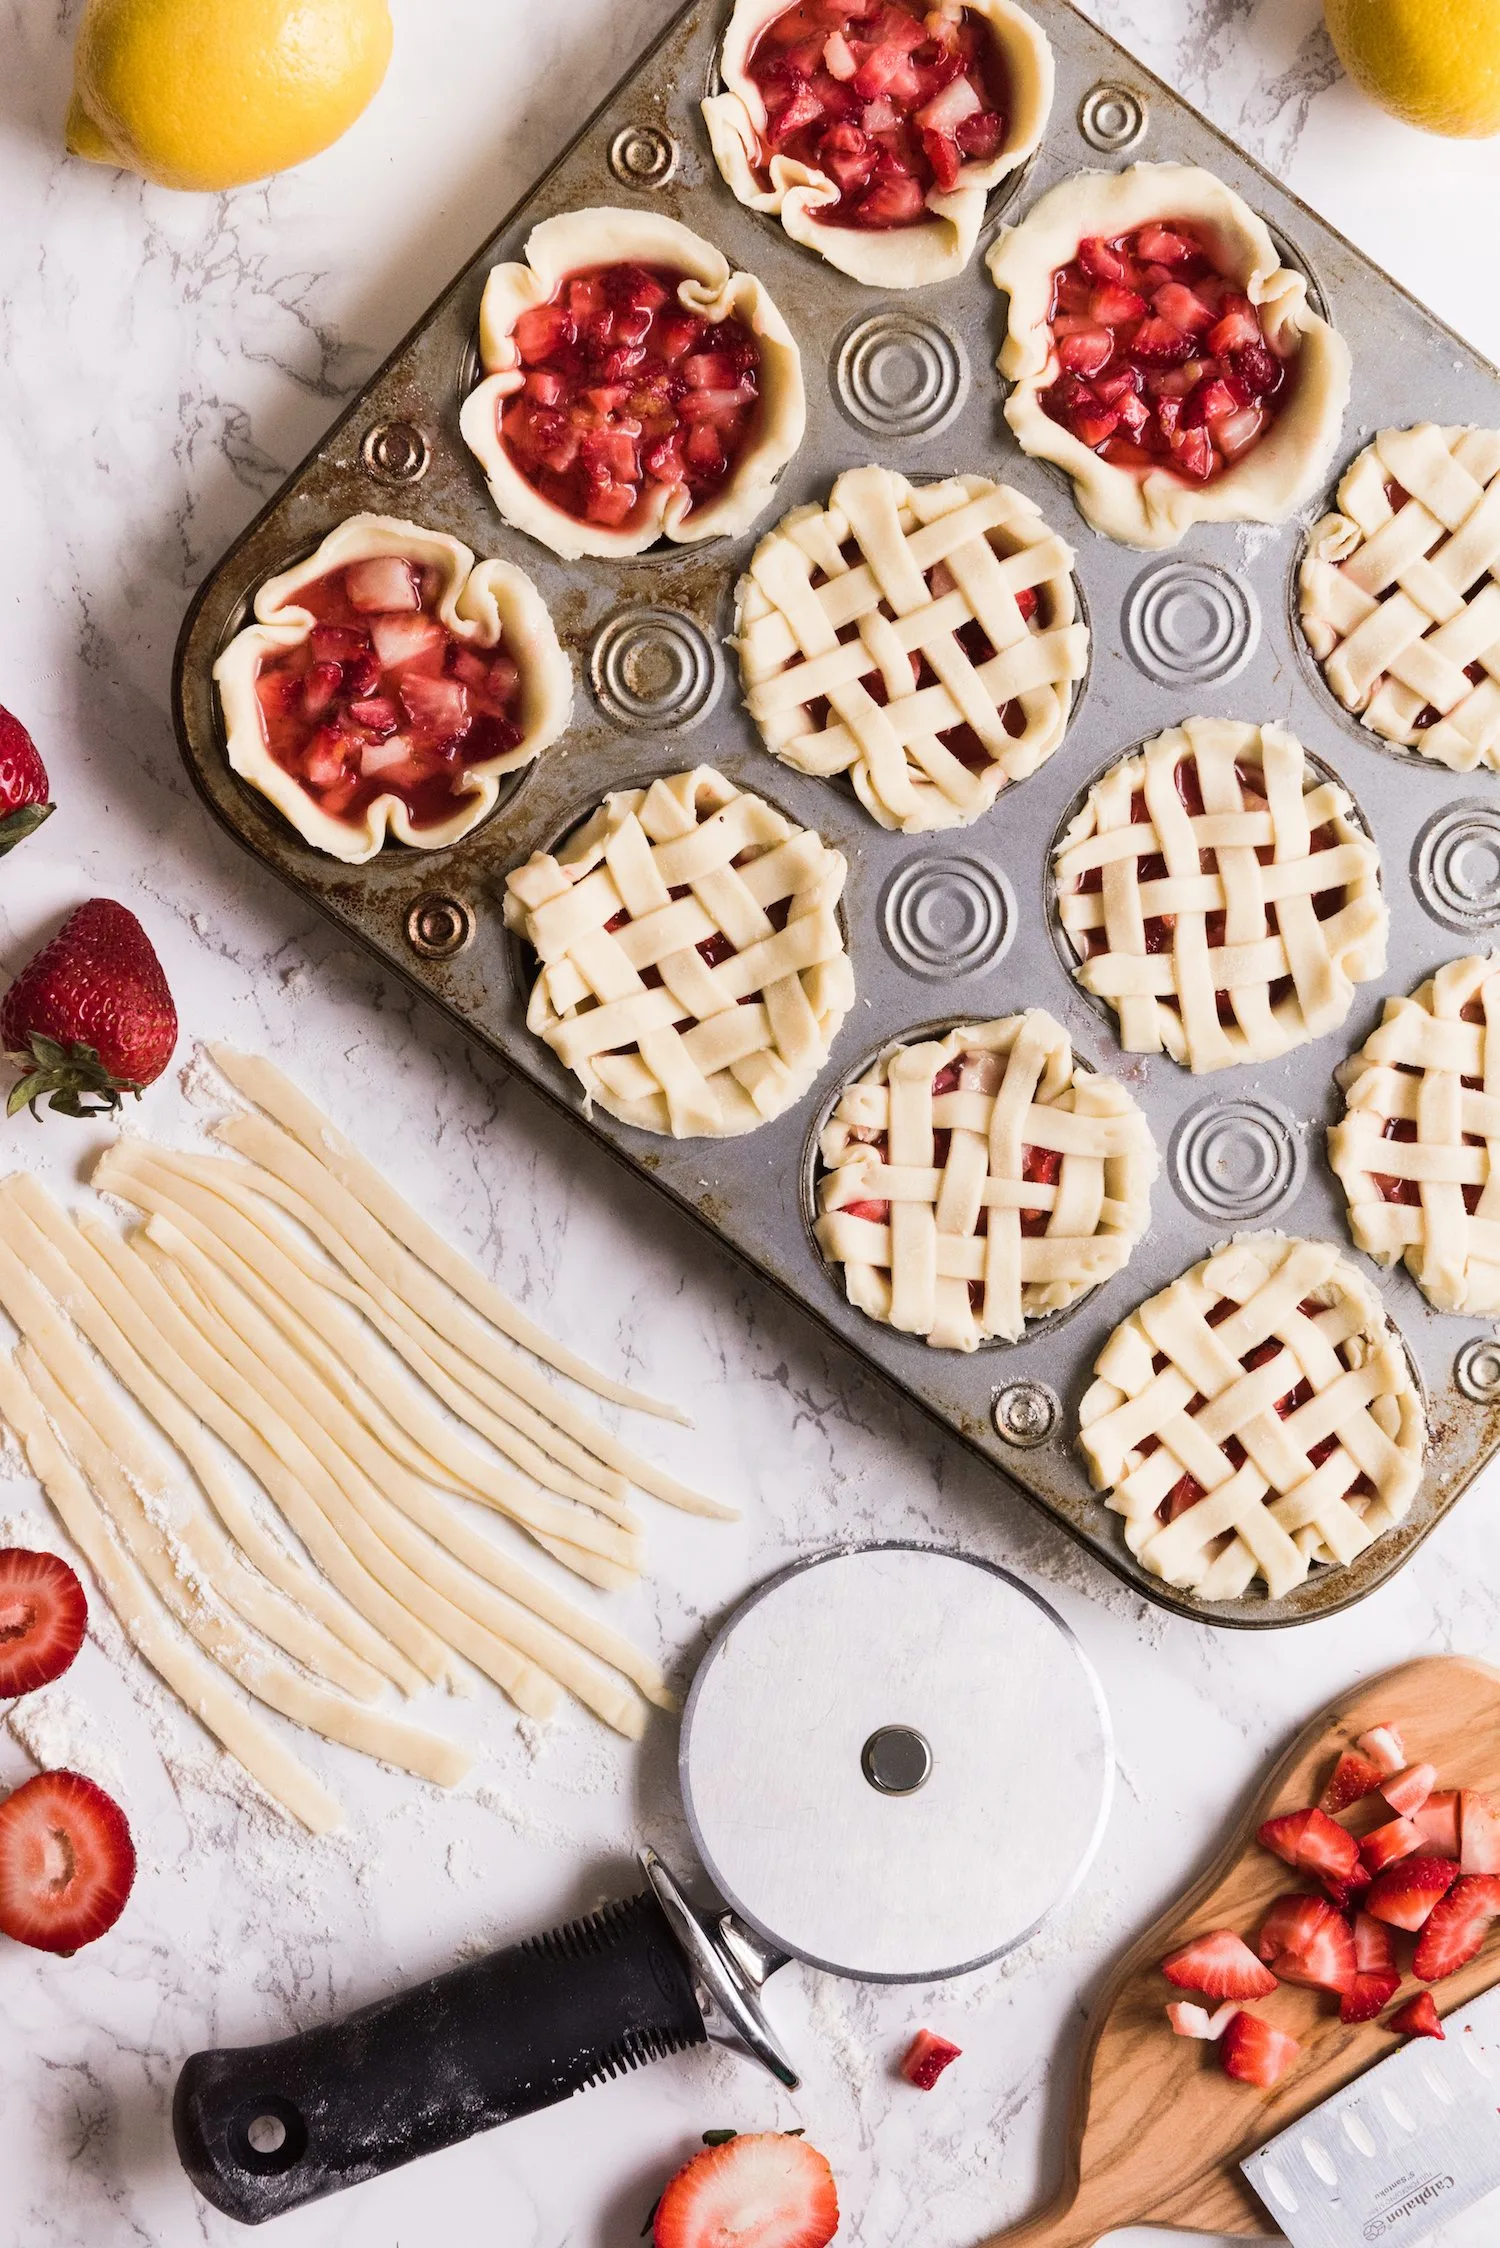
[{"x1": 173, "y1": 0, "x2": 1500, "y2": 1625}]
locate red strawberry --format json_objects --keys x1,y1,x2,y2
[
  {"x1": 1360, "y1": 1817, "x2": 1424, "y2": 1874},
  {"x1": 1355, "y1": 1912, "x2": 1397, "y2": 1975},
  {"x1": 1258, "y1": 1896, "x2": 1355, "y2": 1997},
  {"x1": 900, "y1": 2028, "x2": 961, "y2": 2088},
  {"x1": 1356, "y1": 1724, "x2": 1405, "y2": 1775},
  {"x1": 0, "y1": 706, "x2": 53, "y2": 858},
  {"x1": 1258, "y1": 1806, "x2": 1359, "y2": 1891},
  {"x1": 1321, "y1": 1750, "x2": 1386, "y2": 1814},
  {"x1": 0, "y1": 1770, "x2": 135, "y2": 1953},
  {"x1": 1412, "y1": 1874, "x2": 1500, "y2": 1982},
  {"x1": 1382, "y1": 1763, "x2": 1436, "y2": 1818},
  {"x1": 1460, "y1": 1790, "x2": 1500, "y2": 1874},
  {"x1": 1220, "y1": 2009, "x2": 1300, "y2": 2089},
  {"x1": 1365, "y1": 1855, "x2": 1457, "y2": 1932},
  {"x1": 1162, "y1": 1928, "x2": 1278, "y2": 2001},
  {"x1": 2, "y1": 900, "x2": 177, "y2": 1120},
  {"x1": 0, "y1": 1548, "x2": 87, "y2": 1696},
  {"x1": 653, "y1": 2133, "x2": 838, "y2": 2248},
  {"x1": 1388, "y1": 1990, "x2": 1443, "y2": 2040},
  {"x1": 1415, "y1": 1789, "x2": 1460, "y2": 1859},
  {"x1": 1342, "y1": 1970, "x2": 1401, "y2": 2023}
]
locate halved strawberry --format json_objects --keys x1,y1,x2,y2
[
  {"x1": 653, "y1": 2132, "x2": 838, "y2": 2248},
  {"x1": 0, "y1": 1548, "x2": 88, "y2": 1697},
  {"x1": 1365, "y1": 1855, "x2": 1457, "y2": 1932},
  {"x1": 1355, "y1": 1724, "x2": 1406, "y2": 1775},
  {"x1": 1257, "y1": 1807, "x2": 1360, "y2": 1890},
  {"x1": 900, "y1": 2028, "x2": 961, "y2": 2088},
  {"x1": 1360, "y1": 1817, "x2": 1424, "y2": 1875},
  {"x1": 1382, "y1": 1763, "x2": 1437, "y2": 1819},
  {"x1": 1460, "y1": 1790, "x2": 1500, "y2": 1875},
  {"x1": 1412, "y1": 1874, "x2": 1500, "y2": 1983},
  {"x1": 1388, "y1": 1991, "x2": 1443, "y2": 2040},
  {"x1": 1162, "y1": 1928, "x2": 1278, "y2": 2001},
  {"x1": 1415, "y1": 1789, "x2": 1460, "y2": 1859},
  {"x1": 1220, "y1": 2009, "x2": 1300, "y2": 2089},
  {"x1": 0, "y1": 1771, "x2": 135, "y2": 1953}
]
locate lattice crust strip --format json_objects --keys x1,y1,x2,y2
[
  {"x1": 1300, "y1": 423, "x2": 1500, "y2": 771},
  {"x1": 1330, "y1": 951, "x2": 1500, "y2": 1316},
  {"x1": 815, "y1": 1011, "x2": 1156, "y2": 1350},
  {"x1": 503, "y1": 766, "x2": 855, "y2": 1140},
  {"x1": 1052, "y1": 716, "x2": 1388, "y2": 1075},
  {"x1": 734, "y1": 466, "x2": 1088, "y2": 835},
  {"x1": 1078, "y1": 1234, "x2": 1425, "y2": 1604}
]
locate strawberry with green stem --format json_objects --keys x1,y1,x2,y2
[
  {"x1": 2, "y1": 899, "x2": 177, "y2": 1118},
  {"x1": 0, "y1": 705, "x2": 54, "y2": 857}
]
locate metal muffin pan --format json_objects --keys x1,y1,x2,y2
[{"x1": 173, "y1": 0, "x2": 1500, "y2": 1625}]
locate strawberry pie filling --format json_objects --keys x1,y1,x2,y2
[
  {"x1": 585, "y1": 858, "x2": 790, "y2": 1053},
  {"x1": 1041, "y1": 221, "x2": 1290, "y2": 485},
  {"x1": 745, "y1": 0, "x2": 1010, "y2": 228},
  {"x1": 1372, "y1": 995, "x2": 1485, "y2": 1209},
  {"x1": 499, "y1": 263, "x2": 762, "y2": 532},
  {"x1": 253, "y1": 558, "x2": 524, "y2": 829}
]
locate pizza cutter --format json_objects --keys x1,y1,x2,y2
[{"x1": 173, "y1": 1543, "x2": 1112, "y2": 2226}]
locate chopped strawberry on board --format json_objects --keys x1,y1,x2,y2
[
  {"x1": 0, "y1": 1771, "x2": 135, "y2": 1954},
  {"x1": 1365, "y1": 1854, "x2": 1458, "y2": 1932},
  {"x1": 1255, "y1": 1895, "x2": 1355, "y2": 1996},
  {"x1": 653, "y1": 2132, "x2": 839, "y2": 2248},
  {"x1": 1340, "y1": 1913, "x2": 1401, "y2": 2024},
  {"x1": 1412, "y1": 1874, "x2": 1500, "y2": 1983},
  {"x1": 1220, "y1": 2010, "x2": 1300, "y2": 2089},
  {"x1": 1356, "y1": 1724, "x2": 1406, "y2": 1776},
  {"x1": 1460, "y1": 1790, "x2": 1500, "y2": 1874},
  {"x1": 1382, "y1": 1763, "x2": 1437, "y2": 1819},
  {"x1": 1161, "y1": 1928, "x2": 1278, "y2": 2001},
  {"x1": 1257, "y1": 1807, "x2": 1360, "y2": 1891},
  {"x1": 1388, "y1": 1991, "x2": 1444, "y2": 2040},
  {"x1": 1360, "y1": 1817, "x2": 1424, "y2": 1875},
  {"x1": 0, "y1": 705, "x2": 54, "y2": 859},
  {"x1": 1415, "y1": 1790, "x2": 1461, "y2": 1859},
  {"x1": 0, "y1": 1549, "x2": 87, "y2": 1697},
  {"x1": 900, "y1": 2029, "x2": 961, "y2": 2089},
  {"x1": 1320, "y1": 1750, "x2": 1386, "y2": 1814},
  {"x1": 1166, "y1": 1999, "x2": 1241, "y2": 2040},
  {"x1": 1, "y1": 900, "x2": 177, "y2": 1120}
]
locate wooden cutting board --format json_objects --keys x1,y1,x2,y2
[{"x1": 981, "y1": 1656, "x2": 1500, "y2": 2248}]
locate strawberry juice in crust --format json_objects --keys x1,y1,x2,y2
[
  {"x1": 499, "y1": 263, "x2": 763, "y2": 533},
  {"x1": 744, "y1": 0, "x2": 1010, "y2": 226},
  {"x1": 253, "y1": 556, "x2": 524, "y2": 830},
  {"x1": 1042, "y1": 220, "x2": 1290, "y2": 485}
]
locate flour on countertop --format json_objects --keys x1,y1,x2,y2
[
  {"x1": 5, "y1": 1683, "x2": 129, "y2": 1800},
  {"x1": 177, "y1": 1044, "x2": 236, "y2": 1113}
]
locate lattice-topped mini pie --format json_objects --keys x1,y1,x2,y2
[
  {"x1": 503, "y1": 767, "x2": 853, "y2": 1138},
  {"x1": 1330, "y1": 953, "x2": 1500, "y2": 1316},
  {"x1": 1299, "y1": 425, "x2": 1500, "y2": 772},
  {"x1": 1052, "y1": 717, "x2": 1387, "y2": 1075},
  {"x1": 702, "y1": 0, "x2": 1053, "y2": 289},
  {"x1": 733, "y1": 466, "x2": 1088, "y2": 834},
  {"x1": 1078, "y1": 1234, "x2": 1425, "y2": 1603},
  {"x1": 815, "y1": 1012, "x2": 1155, "y2": 1350}
]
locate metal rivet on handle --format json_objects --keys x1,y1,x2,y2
[
  {"x1": 833, "y1": 312, "x2": 968, "y2": 440},
  {"x1": 1413, "y1": 802, "x2": 1500, "y2": 932},
  {"x1": 992, "y1": 1380, "x2": 1059, "y2": 1448},
  {"x1": 406, "y1": 893, "x2": 474, "y2": 961},
  {"x1": 1123, "y1": 561, "x2": 1259, "y2": 688},
  {"x1": 880, "y1": 856, "x2": 1014, "y2": 981},
  {"x1": 609, "y1": 124, "x2": 678, "y2": 187},
  {"x1": 1171, "y1": 1096, "x2": 1306, "y2": 1223},
  {"x1": 1078, "y1": 83, "x2": 1147, "y2": 153},
  {"x1": 360, "y1": 420, "x2": 431, "y2": 485},
  {"x1": 1455, "y1": 1336, "x2": 1500, "y2": 1404},
  {"x1": 590, "y1": 607, "x2": 721, "y2": 732}
]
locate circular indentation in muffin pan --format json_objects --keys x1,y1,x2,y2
[
  {"x1": 992, "y1": 1380, "x2": 1060, "y2": 1448},
  {"x1": 406, "y1": 893, "x2": 475, "y2": 961},
  {"x1": 1413, "y1": 802, "x2": 1500, "y2": 932},
  {"x1": 1077, "y1": 82, "x2": 1147, "y2": 154},
  {"x1": 1170, "y1": 1095, "x2": 1306, "y2": 1223},
  {"x1": 1123, "y1": 561, "x2": 1260, "y2": 688},
  {"x1": 590, "y1": 607, "x2": 722, "y2": 731},
  {"x1": 608, "y1": 124, "x2": 679, "y2": 188},
  {"x1": 1456, "y1": 1336, "x2": 1500, "y2": 1405},
  {"x1": 360, "y1": 420, "x2": 431, "y2": 485},
  {"x1": 879, "y1": 856, "x2": 1015, "y2": 981},
  {"x1": 832, "y1": 312, "x2": 969, "y2": 441}
]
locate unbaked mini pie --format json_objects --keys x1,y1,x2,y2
[
  {"x1": 1052, "y1": 717, "x2": 1387, "y2": 1074},
  {"x1": 459, "y1": 208, "x2": 805, "y2": 561},
  {"x1": 702, "y1": 0, "x2": 1052, "y2": 289},
  {"x1": 214, "y1": 514, "x2": 572, "y2": 864},
  {"x1": 1330, "y1": 952, "x2": 1500, "y2": 1315},
  {"x1": 1299, "y1": 425, "x2": 1500, "y2": 771},
  {"x1": 1078, "y1": 1233, "x2": 1425, "y2": 1602},
  {"x1": 815, "y1": 1011, "x2": 1155, "y2": 1350},
  {"x1": 986, "y1": 162, "x2": 1351, "y2": 549},
  {"x1": 503, "y1": 767, "x2": 853, "y2": 1137}
]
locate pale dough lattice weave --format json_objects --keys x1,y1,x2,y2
[
  {"x1": 1330, "y1": 952, "x2": 1500, "y2": 1316},
  {"x1": 815, "y1": 1012, "x2": 1155, "y2": 1350},
  {"x1": 1078, "y1": 1234, "x2": 1425, "y2": 1604},
  {"x1": 734, "y1": 466, "x2": 1088, "y2": 834},
  {"x1": 503, "y1": 767, "x2": 854, "y2": 1138},
  {"x1": 1300, "y1": 424, "x2": 1500, "y2": 771},
  {"x1": 1052, "y1": 716, "x2": 1387, "y2": 1074}
]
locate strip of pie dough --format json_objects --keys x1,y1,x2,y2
[{"x1": 0, "y1": 1348, "x2": 345, "y2": 1833}]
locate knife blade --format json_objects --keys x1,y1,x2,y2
[{"x1": 1240, "y1": 1985, "x2": 1500, "y2": 2248}]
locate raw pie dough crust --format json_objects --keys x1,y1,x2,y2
[
  {"x1": 702, "y1": 0, "x2": 1053, "y2": 289},
  {"x1": 1299, "y1": 424, "x2": 1500, "y2": 771},
  {"x1": 815, "y1": 1011, "x2": 1156, "y2": 1349},
  {"x1": 1078, "y1": 1232, "x2": 1425, "y2": 1603},
  {"x1": 214, "y1": 512, "x2": 572, "y2": 865},
  {"x1": 459, "y1": 207, "x2": 806, "y2": 561},
  {"x1": 504, "y1": 766, "x2": 854, "y2": 1138},
  {"x1": 985, "y1": 162, "x2": 1352, "y2": 550},
  {"x1": 733, "y1": 465, "x2": 1087, "y2": 832}
]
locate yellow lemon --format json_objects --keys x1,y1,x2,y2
[
  {"x1": 1324, "y1": 0, "x2": 1500, "y2": 138},
  {"x1": 66, "y1": 0, "x2": 394, "y2": 192}
]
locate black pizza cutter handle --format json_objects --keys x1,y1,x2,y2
[{"x1": 173, "y1": 1853, "x2": 798, "y2": 2227}]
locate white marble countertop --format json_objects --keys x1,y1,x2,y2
[{"x1": 4, "y1": 2, "x2": 1500, "y2": 2243}]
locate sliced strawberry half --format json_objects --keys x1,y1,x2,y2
[
  {"x1": 1257, "y1": 1806, "x2": 1359, "y2": 1891},
  {"x1": 1320, "y1": 1749, "x2": 1386, "y2": 1814},
  {"x1": 1365, "y1": 1854, "x2": 1457, "y2": 1933},
  {"x1": 0, "y1": 1548, "x2": 87, "y2": 1696},
  {"x1": 1388, "y1": 1990, "x2": 1444, "y2": 2040},
  {"x1": 1259, "y1": 1897, "x2": 1355, "y2": 1997},
  {"x1": 1412, "y1": 1874, "x2": 1500, "y2": 1983},
  {"x1": 1162, "y1": 1928, "x2": 1278, "y2": 2001},
  {"x1": 1382, "y1": 1763, "x2": 1437, "y2": 1819},
  {"x1": 1460, "y1": 1789, "x2": 1500, "y2": 1875},
  {"x1": 653, "y1": 2132, "x2": 838, "y2": 2248},
  {"x1": 1415, "y1": 1789, "x2": 1461, "y2": 1860},
  {"x1": 900, "y1": 2028, "x2": 961, "y2": 2088},
  {"x1": 0, "y1": 1770, "x2": 135, "y2": 1954},
  {"x1": 1356, "y1": 1724, "x2": 1406, "y2": 1775},
  {"x1": 1220, "y1": 2009, "x2": 1300, "y2": 2089},
  {"x1": 1360, "y1": 1817, "x2": 1424, "y2": 1875}
]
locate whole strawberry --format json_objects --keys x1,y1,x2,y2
[
  {"x1": 3, "y1": 900, "x2": 177, "y2": 1118},
  {"x1": 0, "y1": 705, "x2": 53, "y2": 858}
]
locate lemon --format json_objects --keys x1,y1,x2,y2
[
  {"x1": 66, "y1": 0, "x2": 393, "y2": 192},
  {"x1": 1324, "y1": 0, "x2": 1500, "y2": 138}
]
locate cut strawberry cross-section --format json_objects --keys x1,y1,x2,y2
[
  {"x1": 1165, "y1": 1999, "x2": 1240, "y2": 2040},
  {"x1": 1381, "y1": 1763, "x2": 1437, "y2": 1819},
  {"x1": 1412, "y1": 1873, "x2": 1500, "y2": 1983},
  {"x1": 0, "y1": 1769, "x2": 135, "y2": 1954},
  {"x1": 1320, "y1": 1749, "x2": 1386, "y2": 1815},
  {"x1": 1360, "y1": 1816, "x2": 1425, "y2": 1876},
  {"x1": 1460, "y1": 1789, "x2": 1500, "y2": 1874},
  {"x1": 1340, "y1": 1911, "x2": 1401, "y2": 2024},
  {"x1": 1220, "y1": 2009, "x2": 1300, "y2": 2089},
  {"x1": 1255, "y1": 1894, "x2": 1355, "y2": 1996},
  {"x1": 0, "y1": 1547, "x2": 87, "y2": 1697},
  {"x1": 1415, "y1": 1789, "x2": 1461, "y2": 1860},
  {"x1": 652, "y1": 2130, "x2": 839, "y2": 2248},
  {"x1": 1388, "y1": 1990, "x2": 1444, "y2": 2040},
  {"x1": 900, "y1": 2027, "x2": 962, "y2": 2088},
  {"x1": 1356, "y1": 1723, "x2": 1406, "y2": 1775},
  {"x1": 1365, "y1": 1854, "x2": 1458, "y2": 1933},
  {"x1": 1161, "y1": 1928, "x2": 1278, "y2": 2002},
  {"x1": 1257, "y1": 1806, "x2": 1360, "y2": 1893}
]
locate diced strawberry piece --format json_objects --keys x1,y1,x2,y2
[
  {"x1": 1152, "y1": 281, "x2": 1215, "y2": 334},
  {"x1": 309, "y1": 623, "x2": 370, "y2": 667},
  {"x1": 1229, "y1": 338, "x2": 1284, "y2": 400},
  {"x1": 584, "y1": 385, "x2": 631, "y2": 416},
  {"x1": 1090, "y1": 284, "x2": 1147, "y2": 326},
  {"x1": 823, "y1": 29, "x2": 858, "y2": 77},
  {"x1": 1257, "y1": 1893, "x2": 1341, "y2": 1965},
  {"x1": 524, "y1": 369, "x2": 565, "y2": 405},
  {"x1": 1321, "y1": 1750, "x2": 1387, "y2": 1815},
  {"x1": 344, "y1": 556, "x2": 420, "y2": 615},
  {"x1": 300, "y1": 660, "x2": 343, "y2": 721},
  {"x1": 1115, "y1": 389, "x2": 1150, "y2": 435},
  {"x1": 955, "y1": 109, "x2": 1003, "y2": 158},
  {"x1": 0, "y1": 1770, "x2": 136, "y2": 1952},
  {"x1": 681, "y1": 351, "x2": 739, "y2": 392},
  {"x1": 1071, "y1": 406, "x2": 1121, "y2": 449},
  {"x1": 1366, "y1": 1855, "x2": 1458, "y2": 1932},
  {"x1": 1271, "y1": 1910, "x2": 1356, "y2": 1997},
  {"x1": 1093, "y1": 364, "x2": 1143, "y2": 404},
  {"x1": 1217, "y1": 405, "x2": 1269, "y2": 461},
  {"x1": 346, "y1": 696, "x2": 400, "y2": 737},
  {"x1": 1162, "y1": 1928, "x2": 1279, "y2": 2001},
  {"x1": 915, "y1": 73, "x2": 981, "y2": 133},
  {"x1": 1416, "y1": 1789, "x2": 1461, "y2": 1859},
  {"x1": 1131, "y1": 314, "x2": 1196, "y2": 365},
  {"x1": 1361, "y1": 1817, "x2": 1425, "y2": 1874},
  {"x1": 1359, "y1": 1720, "x2": 1410, "y2": 1775},
  {"x1": 1169, "y1": 425, "x2": 1215, "y2": 480},
  {"x1": 1413, "y1": 1874, "x2": 1500, "y2": 1982},
  {"x1": 900, "y1": 2028, "x2": 961, "y2": 2088},
  {"x1": 300, "y1": 725, "x2": 350, "y2": 789},
  {"x1": 1206, "y1": 299, "x2": 1262, "y2": 356},
  {"x1": 1055, "y1": 326, "x2": 1114, "y2": 379},
  {"x1": 1460, "y1": 1791, "x2": 1500, "y2": 1875},
  {"x1": 1220, "y1": 2010, "x2": 1299, "y2": 2089},
  {"x1": 398, "y1": 674, "x2": 470, "y2": 745},
  {"x1": 1166, "y1": 1999, "x2": 1240, "y2": 2040},
  {"x1": 1354, "y1": 1912, "x2": 1397, "y2": 1975},
  {"x1": 585, "y1": 481, "x2": 638, "y2": 526},
  {"x1": 0, "y1": 1548, "x2": 87, "y2": 1697},
  {"x1": 512, "y1": 302, "x2": 576, "y2": 365},
  {"x1": 921, "y1": 129, "x2": 962, "y2": 192},
  {"x1": 1388, "y1": 1991, "x2": 1443, "y2": 2040},
  {"x1": 857, "y1": 174, "x2": 926, "y2": 225},
  {"x1": 1341, "y1": 1969, "x2": 1401, "y2": 2023},
  {"x1": 369, "y1": 612, "x2": 447, "y2": 673},
  {"x1": 1180, "y1": 377, "x2": 1242, "y2": 429},
  {"x1": 819, "y1": 120, "x2": 875, "y2": 189},
  {"x1": 1077, "y1": 235, "x2": 1127, "y2": 284},
  {"x1": 1383, "y1": 1763, "x2": 1437, "y2": 1819},
  {"x1": 652, "y1": 2133, "x2": 838, "y2": 2248},
  {"x1": 1257, "y1": 1807, "x2": 1360, "y2": 1890},
  {"x1": 1135, "y1": 223, "x2": 1194, "y2": 265}
]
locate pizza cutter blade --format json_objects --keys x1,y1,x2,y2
[{"x1": 173, "y1": 1544, "x2": 1111, "y2": 2225}]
